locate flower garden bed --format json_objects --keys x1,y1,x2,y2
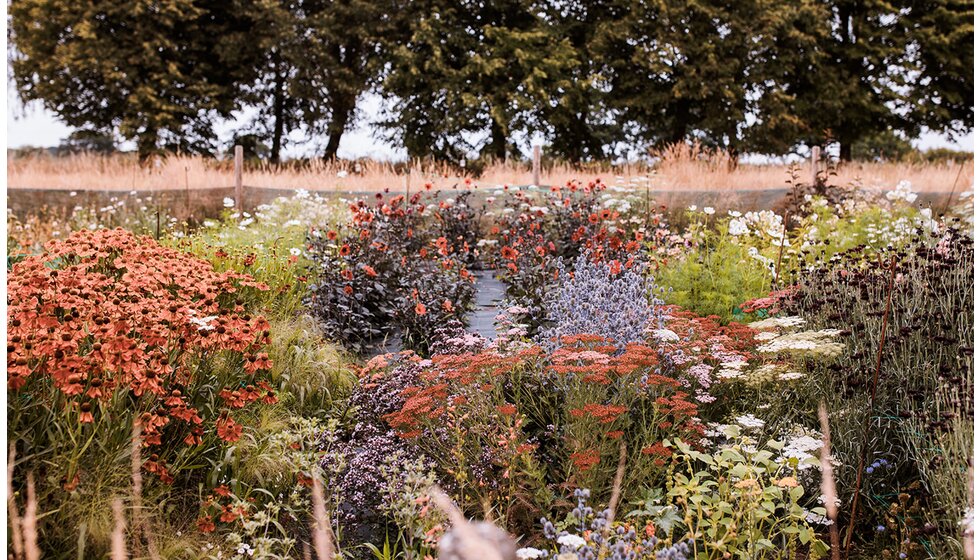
[{"x1": 6, "y1": 179, "x2": 974, "y2": 559}]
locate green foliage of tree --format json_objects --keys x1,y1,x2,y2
[
  {"x1": 57, "y1": 129, "x2": 117, "y2": 155},
  {"x1": 784, "y1": 0, "x2": 974, "y2": 159},
  {"x1": 9, "y1": 0, "x2": 271, "y2": 160},
  {"x1": 242, "y1": 0, "x2": 411, "y2": 162},
  {"x1": 381, "y1": 0, "x2": 577, "y2": 161},
  {"x1": 8, "y1": 0, "x2": 973, "y2": 162},
  {"x1": 852, "y1": 129, "x2": 916, "y2": 161}
]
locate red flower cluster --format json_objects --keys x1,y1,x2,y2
[
  {"x1": 6, "y1": 229, "x2": 275, "y2": 456},
  {"x1": 383, "y1": 348, "x2": 542, "y2": 434},
  {"x1": 738, "y1": 286, "x2": 799, "y2": 315},
  {"x1": 570, "y1": 403, "x2": 629, "y2": 424},
  {"x1": 571, "y1": 449, "x2": 601, "y2": 472},
  {"x1": 663, "y1": 306, "x2": 759, "y2": 354}
]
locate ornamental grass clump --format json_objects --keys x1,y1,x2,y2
[{"x1": 7, "y1": 228, "x2": 278, "y2": 555}]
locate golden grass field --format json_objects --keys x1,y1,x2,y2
[{"x1": 7, "y1": 144, "x2": 973, "y2": 193}]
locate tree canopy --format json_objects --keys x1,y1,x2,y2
[{"x1": 8, "y1": 0, "x2": 973, "y2": 161}]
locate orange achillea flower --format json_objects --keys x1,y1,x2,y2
[
  {"x1": 415, "y1": 303, "x2": 427, "y2": 315},
  {"x1": 363, "y1": 265, "x2": 378, "y2": 277},
  {"x1": 496, "y1": 404, "x2": 518, "y2": 416},
  {"x1": 570, "y1": 403, "x2": 628, "y2": 424},
  {"x1": 641, "y1": 442, "x2": 673, "y2": 466},
  {"x1": 571, "y1": 449, "x2": 601, "y2": 471}
]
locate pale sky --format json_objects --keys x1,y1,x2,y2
[{"x1": 6, "y1": 85, "x2": 974, "y2": 161}]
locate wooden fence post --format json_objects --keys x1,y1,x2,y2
[
  {"x1": 811, "y1": 145, "x2": 821, "y2": 185},
  {"x1": 234, "y1": 145, "x2": 243, "y2": 212},
  {"x1": 532, "y1": 145, "x2": 541, "y2": 187}
]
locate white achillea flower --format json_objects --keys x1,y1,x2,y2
[
  {"x1": 749, "y1": 316, "x2": 806, "y2": 330},
  {"x1": 758, "y1": 330, "x2": 845, "y2": 358},
  {"x1": 516, "y1": 548, "x2": 547, "y2": 559},
  {"x1": 754, "y1": 331, "x2": 779, "y2": 341}
]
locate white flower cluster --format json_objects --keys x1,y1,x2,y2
[
  {"x1": 557, "y1": 534, "x2": 587, "y2": 549},
  {"x1": 728, "y1": 210, "x2": 784, "y2": 242},
  {"x1": 650, "y1": 328, "x2": 681, "y2": 343},
  {"x1": 757, "y1": 329, "x2": 845, "y2": 359},
  {"x1": 717, "y1": 359, "x2": 749, "y2": 380},
  {"x1": 885, "y1": 180, "x2": 918, "y2": 204},
  {"x1": 749, "y1": 316, "x2": 806, "y2": 330},
  {"x1": 734, "y1": 413, "x2": 766, "y2": 430},
  {"x1": 722, "y1": 362, "x2": 805, "y2": 386},
  {"x1": 747, "y1": 247, "x2": 776, "y2": 274},
  {"x1": 516, "y1": 547, "x2": 548, "y2": 559}
]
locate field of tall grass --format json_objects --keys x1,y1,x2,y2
[{"x1": 7, "y1": 143, "x2": 973, "y2": 193}]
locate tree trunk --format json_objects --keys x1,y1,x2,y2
[
  {"x1": 487, "y1": 118, "x2": 507, "y2": 161},
  {"x1": 137, "y1": 129, "x2": 157, "y2": 164},
  {"x1": 271, "y1": 71, "x2": 286, "y2": 164},
  {"x1": 323, "y1": 97, "x2": 353, "y2": 161}
]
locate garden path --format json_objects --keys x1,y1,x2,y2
[{"x1": 467, "y1": 269, "x2": 506, "y2": 340}]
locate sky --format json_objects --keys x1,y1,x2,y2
[{"x1": 6, "y1": 85, "x2": 975, "y2": 161}]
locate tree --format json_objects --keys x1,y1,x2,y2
[
  {"x1": 381, "y1": 0, "x2": 577, "y2": 161},
  {"x1": 56, "y1": 129, "x2": 117, "y2": 155},
  {"x1": 534, "y1": 0, "x2": 624, "y2": 162},
  {"x1": 777, "y1": 0, "x2": 973, "y2": 160},
  {"x1": 852, "y1": 129, "x2": 916, "y2": 161},
  {"x1": 9, "y1": 0, "x2": 269, "y2": 161},
  {"x1": 898, "y1": 0, "x2": 973, "y2": 141},
  {"x1": 241, "y1": 0, "x2": 410, "y2": 162}
]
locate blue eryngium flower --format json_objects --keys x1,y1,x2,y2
[{"x1": 539, "y1": 251, "x2": 662, "y2": 351}]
